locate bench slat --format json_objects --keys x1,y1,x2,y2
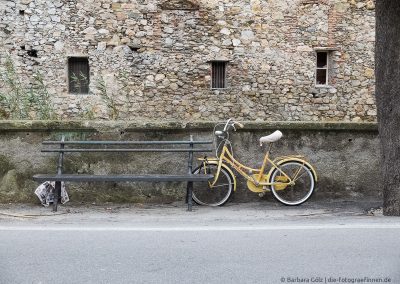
[
  {"x1": 42, "y1": 148, "x2": 213, "y2": 153},
  {"x1": 33, "y1": 174, "x2": 214, "y2": 182},
  {"x1": 43, "y1": 141, "x2": 213, "y2": 145}
]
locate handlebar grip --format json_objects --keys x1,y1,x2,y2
[{"x1": 236, "y1": 122, "x2": 244, "y2": 128}]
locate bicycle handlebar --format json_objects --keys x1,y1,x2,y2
[
  {"x1": 236, "y1": 121, "x2": 244, "y2": 128},
  {"x1": 223, "y1": 118, "x2": 244, "y2": 131}
]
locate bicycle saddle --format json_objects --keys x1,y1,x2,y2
[{"x1": 260, "y1": 130, "x2": 283, "y2": 146}]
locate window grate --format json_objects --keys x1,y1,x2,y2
[
  {"x1": 211, "y1": 61, "x2": 227, "y2": 89},
  {"x1": 68, "y1": 57, "x2": 90, "y2": 94}
]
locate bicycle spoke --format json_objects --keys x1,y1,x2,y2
[
  {"x1": 292, "y1": 166, "x2": 304, "y2": 180},
  {"x1": 293, "y1": 170, "x2": 307, "y2": 182}
]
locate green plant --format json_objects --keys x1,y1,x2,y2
[
  {"x1": 0, "y1": 55, "x2": 30, "y2": 119},
  {"x1": 30, "y1": 72, "x2": 56, "y2": 119},
  {"x1": 70, "y1": 72, "x2": 80, "y2": 93},
  {"x1": 79, "y1": 104, "x2": 96, "y2": 120},
  {"x1": 117, "y1": 70, "x2": 131, "y2": 116},
  {"x1": 96, "y1": 75, "x2": 119, "y2": 120},
  {"x1": 70, "y1": 71, "x2": 89, "y2": 94},
  {"x1": 0, "y1": 55, "x2": 56, "y2": 120}
]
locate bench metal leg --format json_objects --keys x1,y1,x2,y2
[
  {"x1": 185, "y1": 183, "x2": 189, "y2": 204},
  {"x1": 187, "y1": 181, "x2": 193, "y2": 211},
  {"x1": 53, "y1": 181, "x2": 61, "y2": 212}
]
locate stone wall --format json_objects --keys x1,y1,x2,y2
[
  {"x1": 0, "y1": 0, "x2": 376, "y2": 121},
  {"x1": 0, "y1": 120, "x2": 380, "y2": 204}
]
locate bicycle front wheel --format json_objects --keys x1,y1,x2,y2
[
  {"x1": 270, "y1": 161, "x2": 315, "y2": 206},
  {"x1": 192, "y1": 163, "x2": 234, "y2": 206}
]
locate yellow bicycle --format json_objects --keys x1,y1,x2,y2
[{"x1": 192, "y1": 119, "x2": 318, "y2": 206}]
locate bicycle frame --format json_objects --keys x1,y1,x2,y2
[
  {"x1": 210, "y1": 143, "x2": 295, "y2": 187},
  {"x1": 200, "y1": 140, "x2": 317, "y2": 194}
]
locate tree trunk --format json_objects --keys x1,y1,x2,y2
[{"x1": 376, "y1": 1, "x2": 400, "y2": 216}]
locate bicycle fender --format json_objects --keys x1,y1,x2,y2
[
  {"x1": 198, "y1": 159, "x2": 237, "y2": 192},
  {"x1": 268, "y1": 157, "x2": 318, "y2": 182}
]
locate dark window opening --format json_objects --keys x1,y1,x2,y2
[
  {"x1": 20, "y1": 45, "x2": 25, "y2": 50},
  {"x1": 19, "y1": 10, "x2": 25, "y2": 15},
  {"x1": 317, "y1": 52, "x2": 327, "y2": 68},
  {"x1": 68, "y1": 57, "x2": 90, "y2": 94},
  {"x1": 316, "y1": 69, "x2": 327, "y2": 85},
  {"x1": 27, "y1": 49, "x2": 38, "y2": 57},
  {"x1": 211, "y1": 61, "x2": 227, "y2": 89},
  {"x1": 316, "y1": 51, "x2": 328, "y2": 85}
]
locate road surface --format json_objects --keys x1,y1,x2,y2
[{"x1": 0, "y1": 201, "x2": 398, "y2": 284}]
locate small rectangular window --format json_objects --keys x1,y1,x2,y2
[
  {"x1": 316, "y1": 52, "x2": 329, "y2": 86},
  {"x1": 68, "y1": 57, "x2": 90, "y2": 94},
  {"x1": 211, "y1": 61, "x2": 227, "y2": 89}
]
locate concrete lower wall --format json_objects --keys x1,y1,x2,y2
[{"x1": 0, "y1": 120, "x2": 380, "y2": 204}]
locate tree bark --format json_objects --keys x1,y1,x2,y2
[{"x1": 376, "y1": 1, "x2": 400, "y2": 216}]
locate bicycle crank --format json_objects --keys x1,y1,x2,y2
[{"x1": 247, "y1": 174, "x2": 270, "y2": 193}]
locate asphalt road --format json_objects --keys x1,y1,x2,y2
[{"x1": 0, "y1": 202, "x2": 399, "y2": 284}]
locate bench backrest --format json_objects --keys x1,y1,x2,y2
[{"x1": 42, "y1": 135, "x2": 213, "y2": 175}]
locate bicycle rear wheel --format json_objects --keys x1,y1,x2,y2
[
  {"x1": 270, "y1": 161, "x2": 315, "y2": 206},
  {"x1": 192, "y1": 163, "x2": 234, "y2": 206}
]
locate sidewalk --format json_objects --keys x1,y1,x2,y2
[{"x1": 0, "y1": 199, "x2": 395, "y2": 229}]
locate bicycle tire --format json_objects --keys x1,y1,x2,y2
[
  {"x1": 270, "y1": 161, "x2": 315, "y2": 206},
  {"x1": 192, "y1": 163, "x2": 234, "y2": 206}
]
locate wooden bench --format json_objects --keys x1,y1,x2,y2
[{"x1": 33, "y1": 135, "x2": 214, "y2": 212}]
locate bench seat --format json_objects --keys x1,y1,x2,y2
[{"x1": 33, "y1": 174, "x2": 214, "y2": 182}]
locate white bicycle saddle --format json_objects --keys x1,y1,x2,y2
[{"x1": 259, "y1": 130, "x2": 283, "y2": 146}]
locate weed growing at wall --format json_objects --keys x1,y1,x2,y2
[
  {"x1": 70, "y1": 71, "x2": 89, "y2": 94},
  {"x1": 79, "y1": 104, "x2": 96, "y2": 120},
  {"x1": 0, "y1": 55, "x2": 56, "y2": 120},
  {"x1": 0, "y1": 56, "x2": 30, "y2": 119},
  {"x1": 95, "y1": 75, "x2": 119, "y2": 120},
  {"x1": 118, "y1": 71, "x2": 131, "y2": 116},
  {"x1": 69, "y1": 71, "x2": 131, "y2": 120},
  {"x1": 31, "y1": 72, "x2": 56, "y2": 120}
]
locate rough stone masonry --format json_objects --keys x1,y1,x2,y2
[{"x1": 0, "y1": 0, "x2": 375, "y2": 121}]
